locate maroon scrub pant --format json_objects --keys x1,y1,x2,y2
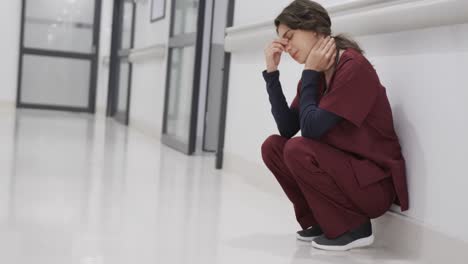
[{"x1": 261, "y1": 135, "x2": 395, "y2": 239}]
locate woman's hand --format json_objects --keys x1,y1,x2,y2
[
  {"x1": 304, "y1": 36, "x2": 336, "y2": 72},
  {"x1": 264, "y1": 38, "x2": 288, "y2": 72}
]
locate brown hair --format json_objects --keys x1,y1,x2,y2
[{"x1": 274, "y1": 0, "x2": 364, "y2": 54}]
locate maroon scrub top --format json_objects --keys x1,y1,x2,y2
[{"x1": 290, "y1": 48, "x2": 409, "y2": 211}]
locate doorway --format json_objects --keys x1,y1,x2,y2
[
  {"x1": 17, "y1": 0, "x2": 102, "y2": 113},
  {"x1": 160, "y1": 0, "x2": 206, "y2": 154}
]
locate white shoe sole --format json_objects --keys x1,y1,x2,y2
[
  {"x1": 311, "y1": 234, "x2": 375, "y2": 251},
  {"x1": 296, "y1": 233, "x2": 320, "y2": 242}
]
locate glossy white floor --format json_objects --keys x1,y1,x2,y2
[{"x1": 0, "y1": 108, "x2": 467, "y2": 264}]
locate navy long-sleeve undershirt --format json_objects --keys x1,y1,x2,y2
[
  {"x1": 262, "y1": 69, "x2": 342, "y2": 139},
  {"x1": 262, "y1": 70, "x2": 300, "y2": 138}
]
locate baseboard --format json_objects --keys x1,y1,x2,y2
[
  {"x1": 223, "y1": 151, "x2": 286, "y2": 197},
  {"x1": 372, "y1": 211, "x2": 468, "y2": 261},
  {"x1": 0, "y1": 101, "x2": 15, "y2": 110},
  {"x1": 223, "y1": 151, "x2": 468, "y2": 255},
  {"x1": 94, "y1": 106, "x2": 106, "y2": 118},
  {"x1": 129, "y1": 117, "x2": 161, "y2": 141}
]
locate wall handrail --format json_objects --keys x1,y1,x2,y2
[
  {"x1": 225, "y1": 0, "x2": 468, "y2": 52},
  {"x1": 128, "y1": 44, "x2": 166, "y2": 63}
]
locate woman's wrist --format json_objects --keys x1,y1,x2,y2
[
  {"x1": 266, "y1": 67, "x2": 278, "y2": 73},
  {"x1": 304, "y1": 65, "x2": 319, "y2": 71}
]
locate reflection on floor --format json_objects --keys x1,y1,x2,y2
[{"x1": 0, "y1": 108, "x2": 466, "y2": 264}]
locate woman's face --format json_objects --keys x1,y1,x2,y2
[{"x1": 277, "y1": 24, "x2": 320, "y2": 64}]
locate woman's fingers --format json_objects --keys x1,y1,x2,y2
[
  {"x1": 318, "y1": 36, "x2": 329, "y2": 51},
  {"x1": 323, "y1": 37, "x2": 335, "y2": 54},
  {"x1": 271, "y1": 47, "x2": 283, "y2": 54},
  {"x1": 271, "y1": 43, "x2": 285, "y2": 51},
  {"x1": 312, "y1": 37, "x2": 325, "y2": 51},
  {"x1": 325, "y1": 41, "x2": 336, "y2": 60},
  {"x1": 273, "y1": 38, "x2": 288, "y2": 46},
  {"x1": 326, "y1": 51, "x2": 337, "y2": 69}
]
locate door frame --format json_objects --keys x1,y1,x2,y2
[
  {"x1": 16, "y1": 0, "x2": 102, "y2": 113},
  {"x1": 160, "y1": 0, "x2": 207, "y2": 155},
  {"x1": 107, "y1": 0, "x2": 136, "y2": 125},
  {"x1": 215, "y1": 0, "x2": 235, "y2": 169}
]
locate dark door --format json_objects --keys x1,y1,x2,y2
[
  {"x1": 161, "y1": 0, "x2": 206, "y2": 154},
  {"x1": 107, "y1": 0, "x2": 136, "y2": 125}
]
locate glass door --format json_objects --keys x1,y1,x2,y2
[
  {"x1": 17, "y1": 0, "x2": 101, "y2": 112},
  {"x1": 161, "y1": 0, "x2": 206, "y2": 154},
  {"x1": 107, "y1": 0, "x2": 135, "y2": 125}
]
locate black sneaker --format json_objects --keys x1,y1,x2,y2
[
  {"x1": 296, "y1": 226, "x2": 324, "y2": 242},
  {"x1": 311, "y1": 221, "x2": 374, "y2": 251}
]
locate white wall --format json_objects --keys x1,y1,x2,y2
[
  {"x1": 358, "y1": 25, "x2": 468, "y2": 241},
  {"x1": 224, "y1": 0, "x2": 468, "y2": 243},
  {"x1": 0, "y1": 1, "x2": 22, "y2": 103},
  {"x1": 128, "y1": 0, "x2": 171, "y2": 138}
]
